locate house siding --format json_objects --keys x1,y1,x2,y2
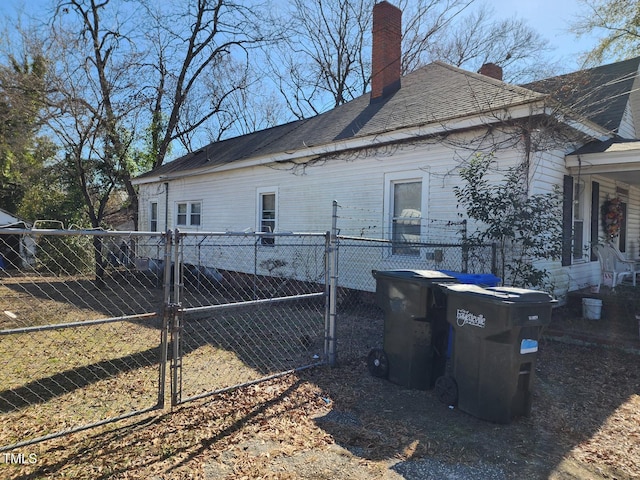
[
  {"x1": 138, "y1": 129, "x2": 585, "y2": 293},
  {"x1": 133, "y1": 56, "x2": 640, "y2": 301},
  {"x1": 619, "y1": 102, "x2": 636, "y2": 139},
  {"x1": 628, "y1": 75, "x2": 640, "y2": 138},
  {"x1": 137, "y1": 135, "x2": 638, "y2": 301},
  {"x1": 140, "y1": 131, "x2": 539, "y2": 236}
]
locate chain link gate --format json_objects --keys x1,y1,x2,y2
[
  {"x1": 168, "y1": 231, "x2": 333, "y2": 406},
  {"x1": 1, "y1": 227, "x2": 335, "y2": 450},
  {"x1": 0, "y1": 228, "x2": 171, "y2": 452}
]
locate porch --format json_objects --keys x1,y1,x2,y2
[
  {"x1": 564, "y1": 139, "x2": 640, "y2": 292},
  {"x1": 547, "y1": 285, "x2": 640, "y2": 352}
]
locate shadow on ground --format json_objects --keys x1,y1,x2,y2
[
  {"x1": 305, "y1": 337, "x2": 639, "y2": 479},
  {"x1": 2, "y1": 272, "x2": 639, "y2": 478}
]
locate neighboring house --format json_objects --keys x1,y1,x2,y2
[
  {"x1": 0, "y1": 208, "x2": 22, "y2": 227},
  {"x1": 132, "y1": 1, "x2": 640, "y2": 300},
  {"x1": 0, "y1": 208, "x2": 35, "y2": 269}
]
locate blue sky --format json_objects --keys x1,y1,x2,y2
[
  {"x1": 1, "y1": 0, "x2": 602, "y2": 70},
  {"x1": 478, "y1": 0, "x2": 600, "y2": 70}
]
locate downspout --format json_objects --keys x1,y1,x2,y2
[
  {"x1": 522, "y1": 128, "x2": 532, "y2": 195},
  {"x1": 164, "y1": 182, "x2": 169, "y2": 231}
]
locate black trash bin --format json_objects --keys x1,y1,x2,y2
[
  {"x1": 368, "y1": 270, "x2": 458, "y2": 390},
  {"x1": 439, "y1": 284, "x2": 555, "y2": 423}
]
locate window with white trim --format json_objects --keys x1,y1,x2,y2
[
  {"x1": 176, "y1": 201, "x2": 201, "y2": 227},
  {"x1": 392, "y1": 181, "x2": 422, "y2": 255},
  {"x1": 257, "y1": 188, "x2": 277, "y2": 245},
  {"x1": 150, "y1": 202, "x2": 158, "y2": 232},
  {"x1": 384, "y1": 172, "x2": 428, "y2": 257}
]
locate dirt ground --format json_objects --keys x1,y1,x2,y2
[
  {"x1": 1, "y1": 270, "x2": 639, "y2": 479},
  {"x1": 1, "y1": 336, "x2": 638, "y2": 480}
]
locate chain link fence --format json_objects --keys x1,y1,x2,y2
[
  {"x1": 331, "y1": 201, "x2": 497, "y2": 363},
  {"x1": 171, "y1": 232, "x2": 330, "y2": 404},
  {"x1": 1, "y1": 215, "x2": 493, "y2": 450},
  {"x1": 0, "y1": 228, "x2": 332, "y2": 450},
  {"x1": 0, "y1": 228, "x2": 168, "y2": 451},
  {"x1": 333, "y1": 236, "x2": 497, "y2": 362}
]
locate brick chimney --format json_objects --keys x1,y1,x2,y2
[
  {"x1": 478, "y1": 63, "x2": 503, "y2": 81},
  {"x1": 371, "y1": 1, "x2": 402, "y2": 103}
]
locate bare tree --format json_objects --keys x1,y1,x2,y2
[
  {"x1": 424, "y1": 4, "x2": 555, "y2": 82},
  {"x1": 572, "y1": 0, "x2": 640, "y2": 65},
  {"x1": 267, "y1": 0, "x2": 476, "y2": 119},
  {"x1": 398, "y1": 0, "x2": 475, "y2": 74},
  {"x1": 201, "y1": 59, "x2": 286, "y2": 139},
  {"x1": 31, "y1": 0, "x2": 278, "y2": 236},
  {"x1": 264, "y1": 0, "x2": 373, "y2": 119},
  {"x1": 138, "y1": 0, "x2": 278, "y2": 168},
  {"x1": 44, "y1": 0, "x2": 143, "y2": 229},
  {"x1": 268, "y1": 0, "x2": 558, "y2": 118}
]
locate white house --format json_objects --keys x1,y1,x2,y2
[{"x1": 132, "y1": 1, "x2": 640, "y2": 299}]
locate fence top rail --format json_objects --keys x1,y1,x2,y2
[
  {"x1": 336, "y1": 235, "x2": 493, "y2": 248},
  {"x1": 178, "y1": 231, "x2": 329, "y2": 238},
  {"x1": 0, "y1": 228, "x2": 330, "y2": 238},
  {"x1": 0, "y1": 228, "x2": 166, "y2": 237}
]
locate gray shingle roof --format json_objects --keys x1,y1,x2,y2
[
  {"x1": 136, "y1": 61, "x2": 546, "y2": 180},
  {"x1": 570, "y1": 137, "x2": 640, "y2": 155},
  {"x1": 523, "y1": 57, "x2": 640, "y2": 134},
  {"x1": 139, "y1": 58, "x2": 640, "y2": 181},
  {"x1": 139, "y1": 57, "x2": 640, "y2": 178}
]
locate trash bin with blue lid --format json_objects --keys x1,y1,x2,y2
[
  {"x1": 368, "y1": 269, "x2": 458, "y2": 390},
  {"x1": 438, "y1": 270, "x2": 501, "y2": 287},
  {"x1": 437, "y1": 270, "x2": 501, "y2": 359},
  {"x1": 437, "y1": 284, "x2": 556, "y2": 423}
]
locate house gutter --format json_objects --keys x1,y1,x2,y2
[{"x1": 566, "y1": 145, "x2": 640, "y2": 174}]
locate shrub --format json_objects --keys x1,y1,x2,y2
[
  {"x1": 454, "y1": 153, "x2": 562, "y2": 289},
  {"x1": 36, "y1": 234, "x2": 93, "y2": 275}
]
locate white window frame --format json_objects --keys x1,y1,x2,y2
[
  {"x1": 257, "y1": 187, "x2": 278, "y2": 246},
  {"x1": 175, "y1": 200, "x2": 202, "y2": 228},
  {"x1": 383, "y1": 171, "x2": 429, "y2": 257},
  {"x1": 150, "y1": 201, "x2": 158, "y2": 232}
]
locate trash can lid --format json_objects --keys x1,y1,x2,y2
[
  {"x1": 437, "y1": 270, "x2": 501, "y2": 287},
  {"x1": 442, "y1": 284, "x2": 554, "y2": 303},
  {"x1": 372, "y1": 269, "x2": 458, "y2": 283}
]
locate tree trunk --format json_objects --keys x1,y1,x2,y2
[{"x1": 93, "y1": 236, "x2": 105, "y2": 289}]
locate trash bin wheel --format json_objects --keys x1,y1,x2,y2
[
  {"x1": 367, "y1": 348, "x2": 389, "y2": 378},
  {"x1": 435, "y1": 375, "x2": 458, "y2": 406}
]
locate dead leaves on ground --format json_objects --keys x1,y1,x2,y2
[{"x1": 2, "y1": 343, "x2": 639, "y2": 479}]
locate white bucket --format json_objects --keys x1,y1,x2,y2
[{"x1": 582, "y1": 298, "x2": 602, "y2": 320}]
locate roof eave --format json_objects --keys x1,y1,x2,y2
[
  {"x1": 544, "y1": 99, "x2": 613, "y2": 141},
  {"x1": 133, "y1": 98, "x2": 609, "y2": 185}
]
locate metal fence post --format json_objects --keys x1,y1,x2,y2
[
  {"x1": 461, "y1": 219, "x2": 469, "y2": 273},
  {"x1": 327, "y1": 201, "x2": 339, "y2": 366},
  {"x1": 157, "y1": 230, "x2": 173, "y2": 408},
  {"x1": 324, "y1": 232, "x2": 331, "y2": 362},
  {"x1": 170, "y1": 229, "x2": 183, "y2": 406}
]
